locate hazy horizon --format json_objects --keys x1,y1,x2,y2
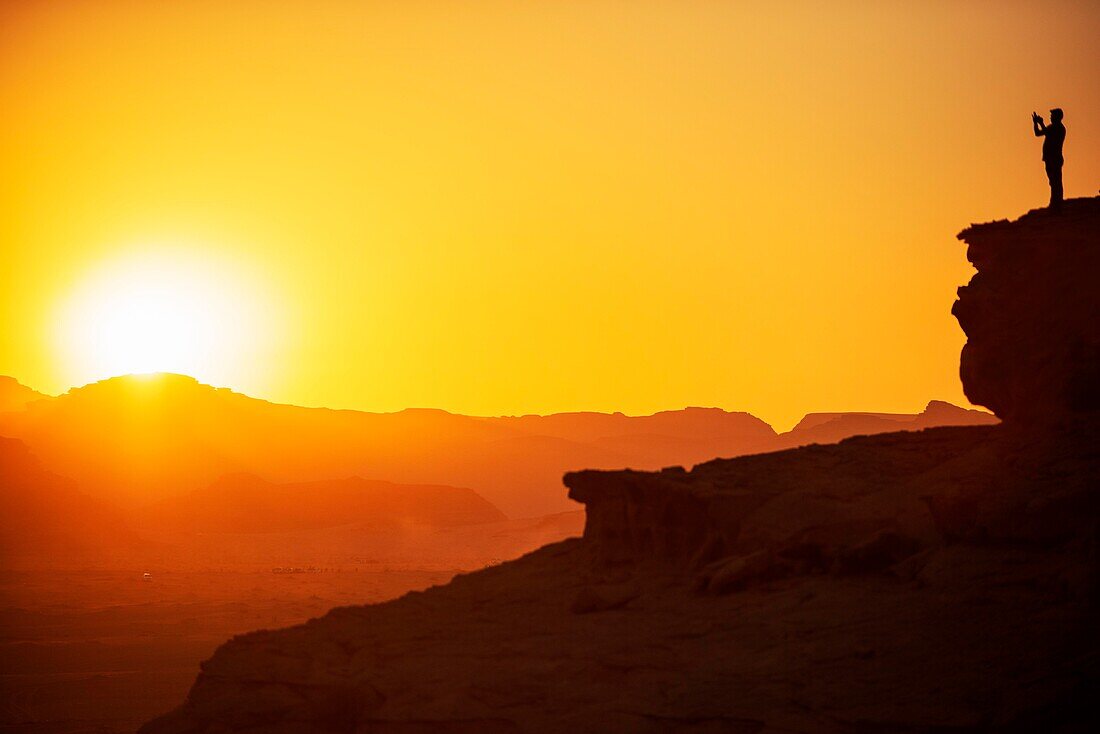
[
  {"x1": 2, "y1": 368, "x2": 994, "y2": 433},
  {"x1": 3, "y1": 1, "x2": 1098, "y2": 430}
]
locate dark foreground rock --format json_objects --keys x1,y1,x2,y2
[
  {"x1": 140, "y1": 424, "x2": 1098, "y2": 734},
  {"x1": 954, "y1": 197, "x2": 1100, "y2": 424},
  {"x1": 141, "y1": 202, "x2": 1099, "y2": 733},
  {"x1": 144, "y1": 422, "x2": 1100, "y2": 730}
]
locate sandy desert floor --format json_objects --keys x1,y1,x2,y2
[
  {"x1": 0, "y1": 512, "x2": 583, "y2": 734},
  {"x1": 0, "y1": 568, "x2": 455, "y2": 734}
]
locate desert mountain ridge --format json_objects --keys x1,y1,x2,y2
[
  {"x1": 0, "y1": 431, "x2": 515, "y2": 566},
  {"x1": 0, "y1": 436, "x2": 143, "y2": 558},
  {"x1": 0, "y1": 374, "x2": 51, "y2": 412},
  {"x1": 0, "y1": 372, "x2": 994, "y2": 519},
  {"x1": 0, "y1": 370, "x2": 988, "y2": 432},
  {"x1": 775, "y1": 398, "x2": 996, "y2": 448},
  {"x1": 138, "y1": 472, "x2": 506, "y2": 535}
]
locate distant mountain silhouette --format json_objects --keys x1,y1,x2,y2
[
  {"x1": 0, "y1": 373, "x2": 994, "y2": 517},
  {"x1": 776, "y1": 400, "x2": 998, "y2": 448},
  {"x1": 139, "y1": 473, "x2": 504, "y2": 534},
  {"x1": 0, "y1": 436, "x2": 140, "y2": 560},
  {"x1": 489, "y1": 407, "x2": 778, "y2": 469},
  {"x1": 0, "y1": 374, "x2": 778, "y2": 516},
  {"x1": 0, "y1": 375, "x2": 51, "y2": 413}
]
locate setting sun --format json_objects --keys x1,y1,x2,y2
[
  {"x1": 55, "y1": 249, "x2": 276, "y2": 388},
  {"x1": 3, "y1": 2, "x2": 1098, "y2": 426}
]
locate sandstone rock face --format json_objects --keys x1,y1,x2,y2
[
  {"x1": 565, "y1": 427, "x2": 994, "y2": 572},
  {"x1": 954, "y1": 197, "x2": 1100, "y2": 423}
]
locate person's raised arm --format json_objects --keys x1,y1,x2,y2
[{"x1": 1032, "y1": 112, "x2": 1047, "y2": 137}]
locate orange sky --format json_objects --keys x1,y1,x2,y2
[{"x1": 1, "y1": 0, "x2": 1098, "y2": 430}]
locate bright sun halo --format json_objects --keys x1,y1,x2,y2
[{"x1": 58, "y1": 249, "x2": 273, "y2": 386}]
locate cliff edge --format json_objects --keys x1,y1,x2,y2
[
  {"x1": 954, "y1": 197, "x2": 1100, "y2": 423},
  {"x1": 141, "y1": 203, "x2": 1100, "y2": 733}
]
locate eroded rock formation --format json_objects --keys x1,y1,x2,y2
[
  {"x1": 954, "y1": 197, "x2": 1100, "y2": 423},
  {"x1": 141, "y1": 202, "x2": 1100, "y2": 734}
]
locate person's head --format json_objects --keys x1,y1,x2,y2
[{"x1": 1051, "y1": 108, "x2": 1064, "y2": 122}]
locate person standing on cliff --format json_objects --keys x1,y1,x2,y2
[{"x1": 1032, "y1": 108, "x2": 1065, "y2": 210}]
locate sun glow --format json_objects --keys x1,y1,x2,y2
[
  {"x1": 57, "y1": 249, "x2": 277, "y2": 388},
  {"x1": 4, "y1": 2, "x2": 1098, "y2": 424}
]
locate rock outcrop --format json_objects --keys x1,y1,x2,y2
[
  {"x1": 954, "y1": 197, "x2": 1100, "y2": 423},
  {"x1": 140, "y1": 202, "x2": 1100, "y2": 733}
]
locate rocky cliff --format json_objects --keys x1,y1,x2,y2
[
  {"x1": 953, "y1": 197, "x2": 1100, "y2": 423},
  {"x1": 141, "y1": 202, "x2": 1099, "y2": 734}
]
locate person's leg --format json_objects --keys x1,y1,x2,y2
[{"x1": 1046, "y1": 162, "x2": 1063, "y2": 209}]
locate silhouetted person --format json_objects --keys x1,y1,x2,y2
[{"x1": 1032, "y1": 108, "x2": 1065, "y2": 209}]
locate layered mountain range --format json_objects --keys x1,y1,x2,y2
[
  {"x1": 0, "y1": 371, "x2": 992, "y2": 536},
  {"x1": 0, "y1": 436, "x2": 141, "y2": 558}
]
